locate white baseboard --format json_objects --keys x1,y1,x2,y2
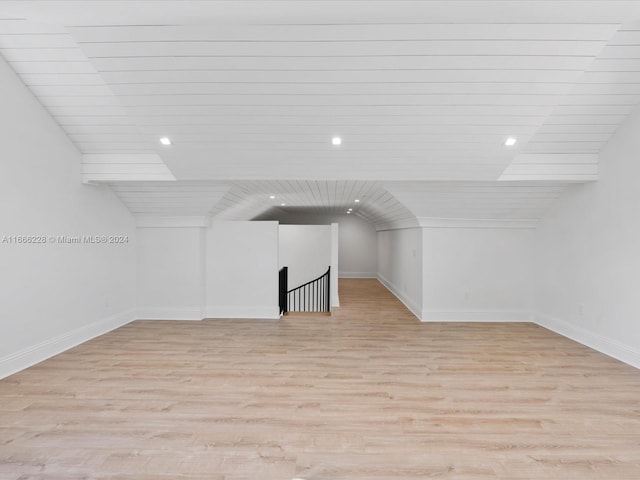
[
  {"x1": 0, "y1": 308, "x2": 136, "y2": 380},
  {"x1": 376, "y1": 274, "x2": 421, "y2": 320},
  {"x1": 339, "y1": 272, "x2": 377, "y2": 279},
  {"x1": 137, "y1": 307, "x2": 204, "y2": 321},
  {"x1": 422, "y1": 309, "x2": 532, "y2": 322},
  {"x1": 534, "y1": 312, "x2": 640, "y2": 369},
  {"x1": 204, "y1": 305, "x2": 280, "y2": 320}
]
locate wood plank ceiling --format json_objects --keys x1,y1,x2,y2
[{"x1": 2, "y1": 1, "x2": 640, "y2": 226}]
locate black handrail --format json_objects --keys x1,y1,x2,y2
[
  {"x1": 286, "y1": 266, "x2": 331, "y2": 313},
  {"x1": 278, "y1": 267, "x2": 288, "y2": 315}
]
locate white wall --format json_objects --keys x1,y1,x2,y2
[
  {"x1": 377, "y1": 228, "x2": 423, "y2": 318},
  {"x1": 206, "y1": 221, "x2": 279, "y2": 319},
  {"x1": 279, "y1": 225, "x2": 332, "y2": 289},
  {"x1": 422, "y1": 227, "x2": 533, "y2": 321},
  {"x1": 278, "y1": 223, "x2": 339, "y2": 307},
  {"x1": 259, "y1": 211, "x2": 377, "y2": 278},
  {"x1": 534, "y1": 107, "x2": 640, "y2": 368},
  {"x1": 0, "y1": 56, "x2": 136, "y2": 379},
  {"x1": 331, "y1": 223, "x2": 340, "y2": 307},
  {"x1": 335, "y1": 214, "x2": 378, "y2": 278},
  {"x1": 135, "y1": 220, "x2": 280, "y2": 320},
  {"x1": 137, "y1": 227, "x2": 205, "y2": 320}
]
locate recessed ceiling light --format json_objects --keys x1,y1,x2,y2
[
  {"x1": 347, "y1": 211, "x2": 351, "y2": 214},
  {"x1": 504, "y1": 137, "x2": 517, "y2": 146},
  {"x1": 269, "y1": 195, "x2": 275, "y2": 199},
  {"x1": 281, "y1": 203, "x2": 286, "y2": 206},
  {"x1": 159, "y1": 137, "x2": 172, "y2": 146},
  {"x1": 354, "y1": 199, "x2": 360, "y2": 203},
  {"x1": 331, "y1": 136, "x2": 342, "y2": 146}
]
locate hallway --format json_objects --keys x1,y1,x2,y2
[{"x1": 1, "y1": 279, "x2": 639, "y2": 479}]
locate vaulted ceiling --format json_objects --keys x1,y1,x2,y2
[{"x1": 2, "y1": 1, "x2": 640, "y2": 228}]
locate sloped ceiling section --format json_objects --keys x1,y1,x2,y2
[
  {"x1": 2, "y1": 1, "x2": 640, "y2": 226},
  {"x1": 384, "y1": 181, "x2": 568, "y2": 226},
  {"x1": 500, "y1": 22, "x2": 640, "y2": 181},
  {"x1": 67, "y1": 20, "x2": 615, "y2": 183},
  {"x1": 82, "y1": 154, "x2": 176, "y2": 183},
  {"x1": 213, "y1": 180, "x2": 415, "y2": 226},
  {"x1": 108, "y1": 181, "x2": 230, "y2": 217}
]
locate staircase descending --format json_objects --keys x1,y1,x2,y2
[{"x1": 279, "y1": 266, "x2": 331, "y2": 315}]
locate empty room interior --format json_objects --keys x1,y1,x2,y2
[{"x1": 2, "y1": 1, "x2": 640, "y2": 479}]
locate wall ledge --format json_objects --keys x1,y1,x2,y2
[
  {"x1": 418, "y1": 217, "x2": 538, "y2": 229},
  {"x1": 0, "y1": 309, "x2": 136, "y2": 380},
  {"x1": 375, "y1": 218, "x2": 421, "y2": 231},
  {"x1": 376, "y1": 217, "x2": 538, "y2": 231},
  {"x1": 135, "y1": 216, "x2": 211, "y2": 228}
]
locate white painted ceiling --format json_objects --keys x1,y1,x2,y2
[{"x1": 2, "y1": 1, "x2": 640, "y2": 227}]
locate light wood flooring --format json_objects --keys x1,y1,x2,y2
[{"x1": 1, "y1": 279, "x2": 640, "y2": 479}]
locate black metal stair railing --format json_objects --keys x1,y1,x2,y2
[
  {"x1": 278, "y1": 266, "x2": 288, "y2": 315},
  {"x1": 284, "y1": 266, "x2": 331, "y2": 314}
]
